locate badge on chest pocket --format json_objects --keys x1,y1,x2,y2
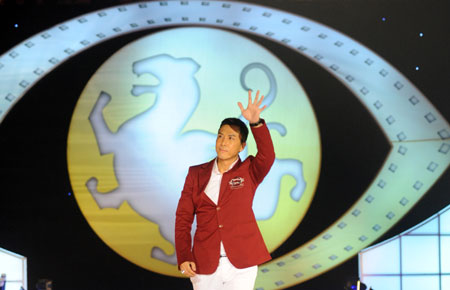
[{"x1": 229, "y1": 177, "x2": 245, "y2": 190}]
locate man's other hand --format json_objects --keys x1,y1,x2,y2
[{"x1": 180, "y1": 261, "x2": 197, "y2": 277}]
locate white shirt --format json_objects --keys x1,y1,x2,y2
[{"x1": 204, "y1": 158, "x2": 238, "y2": 257}]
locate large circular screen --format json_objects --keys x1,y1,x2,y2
[{"x1": 67, "y1": 27, "x2": 321, "y2": 277}]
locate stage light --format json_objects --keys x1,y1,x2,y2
[
  {"x1": 415, "y1": 66, "x2": 420, "y2": 71},
  {"x1": 381, "y1": 17, "x2": 386, "y2": 21},
  {"x1": 419, "y1": 32, "x2": 424, "y2": 37},
  {"x1": 14, "y1": 24, "x2": 18, "y2": 28},
  {"x1": 345, "y1": 278, "x2": 367, "y2": 290}
]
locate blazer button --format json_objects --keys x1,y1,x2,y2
[
  {"x1": 216, "y1": 206, "x2": 221, "y2": 211},
  {"x1": 218, "y1": 224, "x2": 224, "y2": 228}
]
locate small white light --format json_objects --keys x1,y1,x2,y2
[
  {"x1": 419, "y1": 32, "x2": 424, "y2": 37},
  {"x1": 415, "y1": 66, "x2": 420, "y2": 71},
  {"x1": 14, "y1": 24, "x2": 19, "y2": 28}
]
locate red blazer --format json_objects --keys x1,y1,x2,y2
[{"x1": 175, "y1": 121, "x2": 275, "y2": 274}]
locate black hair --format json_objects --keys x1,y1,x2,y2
[{"x1": 219, "y1": 118, "x2": 249, "y2": 144}]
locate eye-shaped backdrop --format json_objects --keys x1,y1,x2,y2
[{"x1": 0, "y1": 1, "x2": 449, "y2": 289}]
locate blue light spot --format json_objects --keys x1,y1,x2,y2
[
  {"x1": 381, "y1": 17, "x2": 386, "y2": 22},
  {"x1": 419, "y1": 32, "x2": 424, "y2": 37},
  {"x1": 68, "y1": 192, "x2": 72, "y2": 196},
  {"x1": 14, "y1": 24, "x2": 19, "y2": 28},
  {"x1": 415, "y1": 66, "x2": 420, "y2": 71}
]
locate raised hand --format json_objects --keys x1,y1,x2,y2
[{"x1": 238, "y1": 90, "x2": 266, "y2": 124}]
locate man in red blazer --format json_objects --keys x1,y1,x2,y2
[{"x1": 175, "y1": 90, "x2": 275, "y2": 289}]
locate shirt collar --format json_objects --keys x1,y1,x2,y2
[{"x1": 213, "y1": 158, "x2": 239, "y2": 175}]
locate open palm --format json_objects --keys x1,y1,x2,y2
[{"x1": 238, "y1": 90, "x2": 266, "y2": 124}]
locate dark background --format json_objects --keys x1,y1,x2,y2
[{"x1": 0, "y1": 0, "x2": 449, "y2": 289}]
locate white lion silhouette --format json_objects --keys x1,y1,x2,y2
[{"x1": 86, "y1": 54, "x2": 306, "y2": 265}]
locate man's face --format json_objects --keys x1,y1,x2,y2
[{"x1": 216, "y1": 125, "x2": 245, "y2": 162}]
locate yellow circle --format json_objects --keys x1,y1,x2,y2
[{"x1": 67, "y1": 27, "x2": 321, "y2": 276}]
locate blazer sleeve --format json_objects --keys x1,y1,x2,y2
[
  {"x1": 249, "y1": 119, "x2": 276, "y2": 185},
  {"x1": 175, "y1": 167, "x2": 195, "y2": 267}
]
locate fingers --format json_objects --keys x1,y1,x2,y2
[
  {"x1": 180, "y1": 261, "x2": 197, "y2": 277},
  {"x1": 190, "y1": 262, "x2": 197, "y2": 272},
  {"x1": 185, "y1": 262, "x2": 196, "y2": 277},
  {"x1": 249, "y1": 90, "x2": 263, "y2": 107},
  {"x1": 237, "y1": 102, "x2": 245, "y2": 113},
  {"x1": 257, "y1": 94, "x2": 265, "y2": 106},
  {"x1": 254, "y1": 90, "x2": 260, "y2": 104},
  {"x1": 243, "y1": 89, "x2": 265, "y2": 113}
]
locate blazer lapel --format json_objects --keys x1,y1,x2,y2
[{"x1": 197, "y1": 159, "x2": 215, "y2": 199}]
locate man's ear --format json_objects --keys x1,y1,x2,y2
[{"x1": 240, "y1": 142, "x2": 246, "y2": 152}]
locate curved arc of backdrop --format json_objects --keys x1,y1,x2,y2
[{"x1": 0, "y1": 1, "x2": 448, "y2": 289}]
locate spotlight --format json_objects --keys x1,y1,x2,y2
[{"x1": 344, "y1": 278, "x2": 367, "y2": 290}]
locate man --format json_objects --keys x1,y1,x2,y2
[{"x1": 175, "y1": 90, "x2": 275, "y2": 289}]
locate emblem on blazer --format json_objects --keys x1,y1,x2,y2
[{"x1": 229, "y1": 177, "x2": 245, "y2": 189}]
